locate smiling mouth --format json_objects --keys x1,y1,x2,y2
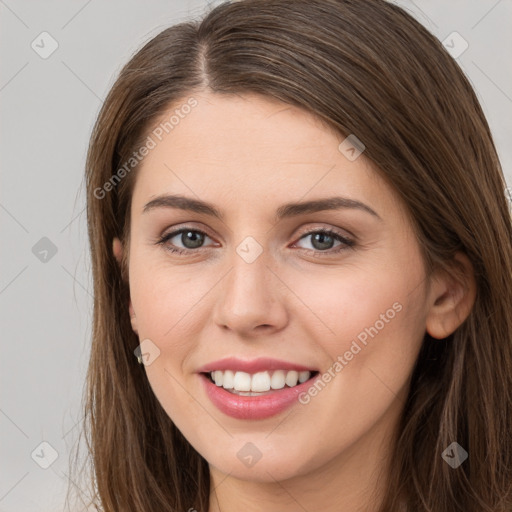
[{"x1": 202, "y1": 369, "x2": 320, "y2": 396}]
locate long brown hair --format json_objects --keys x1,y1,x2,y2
[{"x1": 69, "y1": 0, "x2": 512, "y2": 510}]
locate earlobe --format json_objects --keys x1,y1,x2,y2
[
  {"x1": 113, "y1": 237, "x2": 138, "y2": 335},
  {"x1": 425, "y1": 252, "x2": 476, "y2": 340},
  {"x1": 113, "y1": 237, "x2": 123, "y2": 264},
  {"x1": 129, "y1": 300, "x2": 138, "y2": 335}
]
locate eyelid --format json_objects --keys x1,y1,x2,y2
[
  {"x1": 158, "y1": 222, "x2": 354, "y2": 243},
  {"x1": 159, "y1": 222, "x2": 218, "y2": 241},
  {"x1": 294, "y1": 223, "x2": 356, "y2": 241}
]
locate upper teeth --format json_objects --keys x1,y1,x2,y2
[{"x1": 210, "y1": 370, "x2": 311, "y2": 392}]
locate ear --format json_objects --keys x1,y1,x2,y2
[
  {"x1": 113, "y1": 236, "x2": 123, "y2": 264},
  {"x1": 425, "y1": 252, "x2": 476, "y2": 339},
  {"x1": 113, "y1": 237, "x2": 138, "y2": 335}
]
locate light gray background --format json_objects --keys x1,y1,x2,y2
[{"x1": 1, "y1": 1, "x2": 511, "y2": 511}]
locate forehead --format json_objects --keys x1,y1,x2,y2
[{"x1": 130, "y1": 91, "x2": 400, "y2": 220}]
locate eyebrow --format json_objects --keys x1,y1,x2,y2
[{"x1": 142, "y1": 194, "x2": 382, "y2": 221}]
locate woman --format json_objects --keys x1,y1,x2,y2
[{"x1": 70, "y1": 0, "x2": 512, "y2": 510}]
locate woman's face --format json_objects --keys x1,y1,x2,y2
[{"x1": 120, "y1": 91, "x2": 432, "y2": 483}]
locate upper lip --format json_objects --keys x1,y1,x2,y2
[{"x1": 197, "y1": 357, "x2": 317, "y2": 374}]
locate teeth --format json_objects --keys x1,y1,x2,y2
[
  {"x1": 270, "y1": 370, "x2": 286, "y2": 390},
  {"x1": 213, "y1": 370, "x2": 223, "y2": 386},
  {"x1": 208, "y1": 370, "x2": 312, "y2": 393},
  {"x1": 233, "y1": 371, "x2": 251, "y2": 391},
  {"x1": 222, "y1": 370, "x2": 234, "y2": 389},
  {"x1": 251, "y1": 371, "x2": 271, "y2": 392},
  {"x1": 285, "y1": 370, "x2": 299, "y2": 387},
  {"x1": 298, "y1": 371, "x2": 310, "y2": 383}
]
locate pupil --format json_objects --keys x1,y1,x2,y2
[
  {"x1": 182, "y1": 231, "x2": 204, "y2": 249},
  {"x1": 312, "y1": 233, "x2": 333, "y2": 250}
]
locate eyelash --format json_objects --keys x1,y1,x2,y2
[{"x1": 155, "y1": 227, "x2": 355, "y2": 256}]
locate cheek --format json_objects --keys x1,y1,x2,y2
[
  {"x1": 129, "y1": 265, "x2": 207, "y2": 424},
  {"x1": 289, "y1": 259, "x2": 427, "y2": 410},
  {"x1": 279, "y1": 266, "x2": 426, "y2": 461},
  {"x1": 129, "y1": 255, "x2": 216, "y2": 341},
  {"x1": 128, "y1": 260, "x2": 219, "y2": 418}
]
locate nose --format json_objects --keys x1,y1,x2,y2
[{"x1": 211, "y1": 247, "x2": 289, "y2": 337}]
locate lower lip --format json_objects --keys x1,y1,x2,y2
[{"x1": 200, "y1": 373, "x2": 319, "y2": 420}]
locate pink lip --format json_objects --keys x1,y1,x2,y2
[
  {"x1": 196, "y1": 357, "x2": 317, "y2": 374},
  {"x1": 199, "y1": 373, "x2": 320, "y2": 421}
]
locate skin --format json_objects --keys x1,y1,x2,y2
[{"x1": 113, "y1": 91, "x2": 476, "y2": 512}]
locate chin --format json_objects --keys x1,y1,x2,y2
[{"x1": 205, "y1": 439, "x2": 318, "y2": 483}]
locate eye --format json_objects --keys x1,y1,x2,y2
[
  {"x1": 293, "y1": 228, "x2": 355, "y2": 255},
  {"x1": 156, "y1": 228, "x2": 214, "y2": 255},
  {"x1": 155, "y1": 226, "x2": 355, "y2": 256}
]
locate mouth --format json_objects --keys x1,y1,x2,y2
[
  {"x1": 199, "y1": 368, "x2": 321, "y2": 420},
  {"x1": 201, "y1": 369, "x2": 320, "y2": 396}
]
